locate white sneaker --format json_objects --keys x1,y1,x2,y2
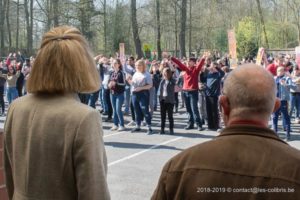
[
  {"x1": 110, "y1": 126, "x2": 118, "y2": 131},
  {"x1": 127, "y1": 121, "x2": 136, "y2": 127},
  {"x1": 296, "y1": 118, "x2": 300, "y2": 124},
  {"x1": 118, "y1": 126, "x2": 125, "y2": 131}
]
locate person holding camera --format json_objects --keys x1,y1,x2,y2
[
  {"x1": 204, "y1": 62, "x2": 225, "y2": 130},
  {"x1": 108, "y1": 59, "x2": 126, "y2": 131}
]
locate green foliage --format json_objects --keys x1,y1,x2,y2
[
  {"x1": 265, "y1": 21, "x2": 298, "y2": 49},
  {"x1": 236, "y1": 17, "x2": 259, "y2": 59},
  {"x1": 213, "y1": 28, "x2": 228, "y2": 52}
]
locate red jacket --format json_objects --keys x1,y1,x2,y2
[
  {"x1": 171, "y1": 57, "x2": 205, "y2": 91},
  {"x1": 267, "y1": 63, "x2": 277, "y2": 76}
]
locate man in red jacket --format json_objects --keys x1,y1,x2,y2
[{"x1": 171, "y1": 56, "x2": 205, "y2": 131}]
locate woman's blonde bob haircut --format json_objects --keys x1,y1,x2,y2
[
  {"x1": 135, "y1": 59, "x2": 147, "y2": 73},
  {"x1": 27, "y1": 26, "x2": 100, "y2": 94}
]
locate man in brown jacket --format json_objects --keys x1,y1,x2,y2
[{"x1": 151, "y1": 64, "x2": 300, "y2": 199}]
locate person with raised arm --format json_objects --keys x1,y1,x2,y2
[{"x1": 171, "y1": 54, "x2": 206, "y2": 131}]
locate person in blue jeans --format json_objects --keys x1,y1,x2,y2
[
  {"x1": 171, "y1": 56, "x2": 206, "y2": 131},
  {"x1": 290, "y1": 66, "x2": 300, "y2": 123},
  {"x1": 1, "y1": 66, "x2": 20, "y2": 105},
  {"x1": 123, "y1": 57, "x2": 136, "y2": 115},
  {"x1": 272, "y1": 67, "x2": 293, "y2": 141},
  {"x1": 109, "y1": 59, "x2": 126, "y2": 131},
  {"x1": 129, "y1": 59, "x2": 153, "y2": 134}
]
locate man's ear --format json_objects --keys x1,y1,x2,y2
[
  {"x1": 273, "y1": 98, "x2": 281, "y2": 113},
  {"x1": 219, "y1": 95, "x2": 230, "y2": 115}
]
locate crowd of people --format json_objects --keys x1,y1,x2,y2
[
  {"x1": 75, "y1": 52, "x2": 299, "y2": 140},
  {"x1": 0, "y1": 49, "x2": 300, "y2": 139},
  {"x1": 0, "y1": 52, "x2": 32, "y2": 115},
  {"x1": 3, "y1": 26, "x2": 300, "y2": 200}
]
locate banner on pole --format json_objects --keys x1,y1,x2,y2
[
  {"x1": 228, "y1": 30, "x2": 238, "y2": 68},
  {"x1": 119, "y1": 43, "x2": 125, "y2": 65},
  {"x1": 256, "y1": 47, "x2": 265, "y2": 66},
  {"x1": 296, "y1": 46, "x2": 300, "y2": 68}
]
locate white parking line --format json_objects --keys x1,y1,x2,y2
[
  {"x1": 103, "y1": 132, "x2": 123, "y2": 138},
  {"x1": 108, "y1": 137, "x2": 183, "y2": 167}
]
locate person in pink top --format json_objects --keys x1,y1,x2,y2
[{"x1": 171, "y1": 55, "x2": 206, "y2": 131}]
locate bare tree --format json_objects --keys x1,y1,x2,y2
[
  {"x1": 24, "y1": 0, "x2": 33, "y2": 53},
  {"x1": 6, "y1": 0, "x2": 12, "y2": 48},
  {"x1": 255, "y1": 0, "x2": 269, "y2": 48},
  {"x1": 180, "y1": 0, "x2": 187, "y2": 58},
  {"x1": 156, "y1": 0, "x2": 162, "y2": 60},
  {"x1": 103, "y1": 0, "x2": 108, "y2": 53},
  {"x1": 0, "y1": 0, "x2": 6, "y2": 50},
  {"x1": 171, "y1": 0, "x2": 179, "y2": 57},
  {"x1": 53, "y1": 0, "x2": 59, "y2": 26},
  {"x1": 130, "y1": 0, "x2": 143, "y2": 58},
  {"x1": 16, "y1": 0, "x2": 20, "y2": 49}
]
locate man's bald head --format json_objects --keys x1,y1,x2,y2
[{"x1": 223, "y1": 64, "x2": 276, "y2": 119}]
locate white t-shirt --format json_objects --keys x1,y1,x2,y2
[
  {"x1": 131, "y1": 71, "x2": 152, "y2": 92},
  {"x1": 163, "y1": 80, "x2": 169, "y2": 97}
]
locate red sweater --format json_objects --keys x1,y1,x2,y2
[
  {"x1": 267, "y1": 63, "x2": 277, "y2": 76},
  {"x1": 171, "y1": 57, "x2": 205, "y2": 91}
]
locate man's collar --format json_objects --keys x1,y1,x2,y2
[{"x1": 218, "y1": 124, "x2": 288, "y2": 145}]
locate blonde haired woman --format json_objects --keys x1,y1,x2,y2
[
  {"x1": 4, "y1": 26, "x2": 110, "y2": 200},
  {"x1": 129, "y1": 59, "x2": 153, "y2": 134}
]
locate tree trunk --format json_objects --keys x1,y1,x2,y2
[
  {"x1": 255, "y1": 0, "x2": 269, "y2": 48},
  {"x1": 53, "y1": 0, "x2": 59, "y2": 27},
  {"x1": 29, "y1": 0, "x2": 33, "y2": 52},
  {"x1": 156, "y1": 0, "x2": 162, "y2": 60},
  {"x1": 46, "y1": 0, "x2": 51, "y2": 30},
  {"x1": 174, "y1": 1, "x2": 178, "y2": 57},
  {"x1": 189, "y1": 0, "x2": 192, "y2": 56},
  {"x1": 179, "y1": 0, "x2": 187, "y2": 58},
  {"x1": 24, "y1": 0, "x2": 33, "y2": 54},
  {"x1": 79, "y1": 0, "x2": 93, "y2": 41},
  {"x1": 6, "y1": 0, "x2": 11, "y2": 49},
  {"x1": 16, "y1": 0, "x2": 19, "y2": 49},
  {"x1": 0, "y1": 0, "x2": 6, "y2": 51},
  {"x1": 130, "y1": 0, "x2": 143, "y2": 59},
  {"x1": 103, "y1": 0, "x2": 107, "y2": 54}
]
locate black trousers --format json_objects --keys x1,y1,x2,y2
[
  {"x1": 78, "y1": 93, "x2": 89, "y2": 105},
  {"x1": 174, "y1": 92, "x2": 179, "y2": 110},
  {"x1": 130, "y1": 100, "x2": 135, "y2": 121},
  {"x1": 206, "y1": 96, "x2": 219, "y2": 130},
  {"x1": 104, "y1": 89, "x2": 113, "y2": 119},
  {"x1": 160, "y1": 100, "x2": 174, "y2": 130},
  {"x1": 16, "y1": 74, "x2": 24, "y2": 97},
  {"x1": 0, "y1": 86, "x2": 5, "y2": 113}
]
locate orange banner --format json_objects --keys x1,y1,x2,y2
[
  {"x1": 228, "y1": 30, "x2": 237, "y2": 59},
  {"x1": 256, "y1": 47, "x2": 265, "y2": 66},
  {"x1": 119, "y1": 43, "x2": 125, "y2": 65}
]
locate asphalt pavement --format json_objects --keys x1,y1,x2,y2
[{"x1": 0, "y1": 103, "x2": 299, "y2": 200}]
